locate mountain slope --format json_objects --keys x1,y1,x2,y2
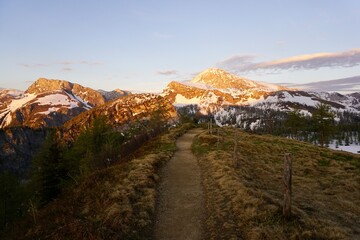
[
  {"x1": 62, "y1": 93, "x2": 177, "y2": 142},
  {"x1": 1, "y1": 124, "x2": 193, "y2": 240},
  {"x1": 193, "y1": 128, "x2": 360, "y2": 239},
  {"x1": 0, "y1": 89, "x2": 92, "y2": 129},
  {"x1": 0, "y1": 78, "x2": 131, "y2": 129},
  {"x1": 191, "y1": 68, "x2": 289, "y2": 91},
  {"x1": 162, "y1": 68, "x2": 292, "y2": 109},
  {"x1": 26, "y1": 78, "x2": 106, "y2": 107},
  {"x1": 98, "y1": 88, "x2": 131, "y2": 101},
  {"x1": 163, "y1": 68, "x2": 360, "y2": 115}
]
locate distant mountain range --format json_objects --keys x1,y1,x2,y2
[
  {"x1": 0, "y1": 78, "x2": 130, "y2": 128},
  {"x1": 162, "y1": 68, "x2": 360, "y2": 115},
  {"x1": 0, "y1": 81, "x2": 174, "y2": 177},
  {"x1": 1, "y1": 69, "x2": 360, "y2": 177},
  {"x1": 1, "y1": 69, "x2": 360, "y2": 130}
]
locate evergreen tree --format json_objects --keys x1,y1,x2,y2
[
  {"x1": 285, "y1": 109, "x2": 305, "y2": 139},
  {"x1": 312, "y1": 103, "x2": 335, "y2": 147},
  {"x1": 31, "y1": 130, "x2": 66, "y2": 205},
  {"x1": 66, "y1": 116, "x2": 124, "y2": 175},
  {"x1": 345, "y1": 133, "x2": 350, "y2": 146},
  {"x1": 0, "y1": 172, "x2": 24, "y2": 230}
]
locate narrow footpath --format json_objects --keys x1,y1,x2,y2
[{"x1": 154, "y1": 128, "x2": 204, "y2": 240}]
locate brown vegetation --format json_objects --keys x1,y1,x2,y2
[
  {"x1": 193, "y1": 127, "x2": 360, "y2": 239},
  {"x1": 3, "y1": 123, "x2": 193, "y2": 240}
]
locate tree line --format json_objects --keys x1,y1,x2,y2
[
  {"x1": 0, "y1": 109, "x2": 169, "y2": 232},
  {"x1": 178, "y1": 103, "x2": 360, "y2": 147}
]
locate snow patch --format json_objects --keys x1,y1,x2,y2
[
  {"x1": 174, "y1": 94, "x2": 201, "y2": 106},
  {"x1": 328, "y1": 143, "x2": 360, "y2": 154},
  {"x1": 250, "y1": 119, "x2": 261, "y2": 130},
  {"x1": 8, "y1": 93, "x2": 37, "y2": 112},
  {"x1": 35, "y1": 93, "x2": 79, "y2": 108}
]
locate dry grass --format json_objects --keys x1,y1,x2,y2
[
  {"x1": 193, "y1": 127, "x2": 360, "y2": 240},
  {"x1": 5, "y1": 123, "x2": 194, "y2": 240}
]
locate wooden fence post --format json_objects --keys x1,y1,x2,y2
[
  {"x1": 233, "y1": 130, "x2": 238, "y2": 167},
  {"x1": 283, "y1": 153, "x2": 292, "y2": 219}
]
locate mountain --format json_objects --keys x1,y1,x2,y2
[
  {"x1": 0, "y1": 88, "x2": 24, "y2": 116},
  {"x1": 190, "y1": 68, "x2": 289, "y2": 91},
  {"x1": 162, "y1": 68, "x2": 360, "y2": 115},
  {"x1": 98, "y1": 88, "x2": 131, "y2": 101},
  {"x1": 0, "y1": 127, "x2": 49, "y2": 178},
  {"x1": 62, "y1": 93, "x2": 177, "y2": 142},
  {"x1": 0, "y1": 78, "x2": 130, "y2": 129},
  {"x1": 0, "y1": 92, "x2": 176, "y2": 177},
  {"x1": 25, "y1": 78, "x2": 106, "y2": 107},
  {"x1": 162, "y1": 68, "x2": 291, "y2": 109}
]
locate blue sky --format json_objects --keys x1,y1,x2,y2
[{"x1": 0, "y1": 0, "x2": 359, "y2": 92}]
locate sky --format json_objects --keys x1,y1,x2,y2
[{"x1": 0, "y1": 0, "x2": 360, "y2": 92}]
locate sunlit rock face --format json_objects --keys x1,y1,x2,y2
[
  {"x1": 162, "y1": 68, "x2": 360, "y2": 114},
  {"x1": 0, "y1": 78, "x2": 131, "y2": 129},
  {"x1": 62, "y1": 93, "x2": 177, "y2": 142}
]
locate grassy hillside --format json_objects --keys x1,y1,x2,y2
[
  {"x1": 193, "y1": 127, "x2": 360, "y2": 240},
  {"x1": 3, "y1": 123, "x2": 193, "y2": 240}
]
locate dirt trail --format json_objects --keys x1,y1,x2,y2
[{"x1": 154, "y1": 128, "x2": 204, "y2": 240}]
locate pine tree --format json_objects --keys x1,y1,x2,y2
[
  {"x1": 312, "y1": 103, "x2": 335, "y2": 147},
  {"x1": 285, "y1": 109, "x2": 305, "y2": 139},
  {"x1": 66, "y1": 116, "x2": 122, "y2": 175},
  {"x1": 345, "y1": 133, "x2": 350, "y2": 146},
  {"x1": 0, "y1": 172, "x2": 24, "y2": 230},
  {"x1": 31, "y1": 130, "x2": 66, "y2": 205}
]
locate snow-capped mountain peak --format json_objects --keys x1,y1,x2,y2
[
  {"x1": 0, "y1": 78, "x2": 130, "y2": 129},
  {"x1": 190, "y1": 68, "x2": 289, "y2": 91},
  {"x1": 162, "y1": 68, "x2": 360, "y2": 116},
  {"x1": 190, "y1": 68, "x2": 255, "y2": 89}
]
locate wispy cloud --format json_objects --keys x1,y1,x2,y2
[
  {"x1": 285, "y1": 75, "x2": 360, "y2": 93},
  {"x1": 20, "y1": 60, "x2": 103, "y2": 69},
  {"x1": 216, "y1": 55, "x2": 257, "y2": 73},
  {"x1": 157, "y1": 70, "x2": 177, "y2": 75},
  {"x1": 79, "y1": 60, "x2": 103, "y2": 65},
  {"x1": 217, "y1": 48, "x2": 360, "y2": 74},
  {"x1": 62, "y1": 67, "x2": 72, "y2": 71},
  {"x1": 20, "y1": 63, "x2": 49, "y2": 68}
]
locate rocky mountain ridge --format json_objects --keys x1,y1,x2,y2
[
  {"x1": 0, "y1": 91, "x2": 175, "y2": 177},
  {"x1": 0, "y1": 78, "x2": 131, "y2": 129},
  {"x1": 162, "y1": 68, "x2": 360, "y2": 115},
  {"x1": 62, "y1": 93, "x2": 177, "y2": 142}
]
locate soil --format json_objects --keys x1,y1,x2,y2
[{"x1": 154, "y1": 128, "x2": 204, "y2": 240}]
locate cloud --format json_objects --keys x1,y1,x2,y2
[
  {"x1": 157, "y1": 70, "x2": 177, "y2": 75},
  {"x1": 217, "y1": 48, "x2": 360, "y2": 74},
  {"x1": 20, "y1": 60, "x2": 103, "y2": 68},
  {"x1": 216, "y1": 55, "x2": 257, "y2": 72},
  {"x1": 285, "y1": 75, "x2": 360, "y2": 93},
  {"x1": 79, "y1": 60, "x2": 103, "y2": 65},
  {"x1": 20, "y1": 63, "x2": 49, "y2": 68}
]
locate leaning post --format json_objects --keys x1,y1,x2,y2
[{"x1": 283, "y1": 153, "x2": 292, "y2": 219}]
